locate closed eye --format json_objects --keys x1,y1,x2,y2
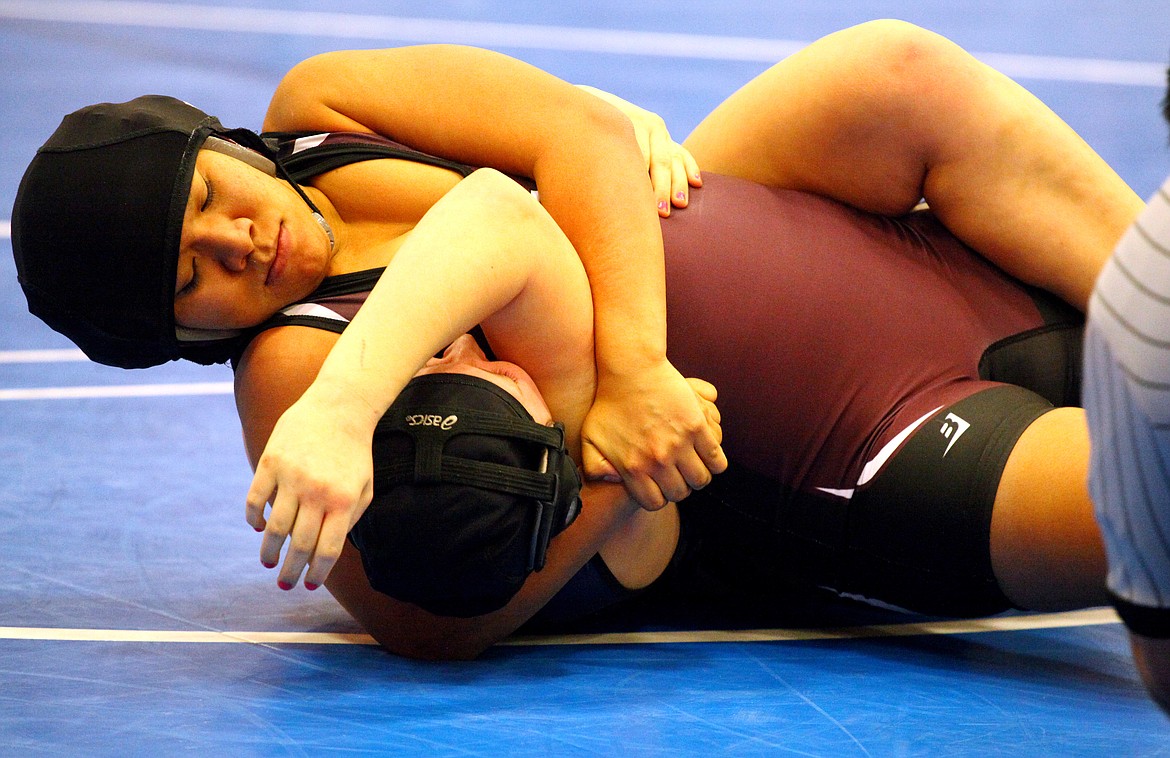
[
  {"x1": 488, "y1": 365, "x2": 523, "y2": 386},
  {"x1": 201, "y1": 176, "x2": 215, "y2": 211},
  {"x1": 177, "y1": 259, "x2": 198, "y2": 298}
]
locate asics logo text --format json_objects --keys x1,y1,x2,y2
[{"x1": 405, "y1": 413, "x2": 458, "y2": 430}]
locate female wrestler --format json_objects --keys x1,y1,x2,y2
[
  {"x1": 11, "y1": 21, "x2": 1143, "y2": 658},
  {"x1": 245, "y1": 161, "x2": 1110, "y2": 660}
]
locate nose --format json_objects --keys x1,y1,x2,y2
[
  {"x1": 443, "y1": 334, "x2": 488, "y2": 361},
  {"x1": 190, "y1": 216, "x2": 254, "y2": 272},
  {"x1": 425, "y1": 334, "x2": 487, "y2": 367}
]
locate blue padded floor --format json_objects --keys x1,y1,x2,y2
[{"x1": 2, "y1": 2, "x2": 1169, "y2": 754}]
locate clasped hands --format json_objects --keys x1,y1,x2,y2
[
  {"x1": 247, "y1": 361, "x2": 725, "y2": 591},
  {"x1": 247, "y1": 92, "x2": 719, "y2": 589}
]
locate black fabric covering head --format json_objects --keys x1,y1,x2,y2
[
  {"x1": 350, "y1": 373, "x2": 582, "y2": 618},
  {"x1": 11, "y1": 95, "x2": 274, "y2": 368}
]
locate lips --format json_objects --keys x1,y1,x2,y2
[{"x1": 266, "y1": 224, "x2": 287, "y2": 286}]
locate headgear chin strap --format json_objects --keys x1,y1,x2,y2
[
  {"x1": 172, "y1": 136, "x2": 336, "y2": 346},
  {"x1": 201, "y1": 133, "x2": 336, "y2": 255}
]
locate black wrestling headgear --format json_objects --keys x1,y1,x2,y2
[
  {"x1": 11, "y1": 95, "x2": 290, "y2": 368},
  {"x1": 349, "y1": 373, "x2": 583, "y2": 618}
]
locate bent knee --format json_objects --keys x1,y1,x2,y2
[
  {"x1": 831, "y1": 20, "x2": 986, "y2": 127},
  {"x1": 845, "y1": 19, "x2": 969, "y2": 76}
]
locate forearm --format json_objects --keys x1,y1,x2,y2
[
  {"x1": 529, "y1": 100, "x2": 670, "y2": 377},
  {"x1": 306, "y1": 170, "x2": 548, "y2": 427},
  {"x1": 270, "y1": 46, "x2": 673, "y2": 379}
]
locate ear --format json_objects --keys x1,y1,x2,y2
[{"x1": 203, "y1": 135, "x2": 277, "y2": 176}]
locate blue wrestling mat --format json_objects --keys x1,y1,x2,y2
[{"x1": 2, "y1": 1, "x2": 1169, "y2": 754}]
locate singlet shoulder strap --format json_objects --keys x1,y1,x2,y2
[
  {"x1": 243, "y1": 267, "x2": 495, "y2": 359},
  {"x1": 262, "y1": 131, "x2": 536, "y2": 190},
  {"x1": 263, "y1": 131, "x2": 477, "y2": 184},
  {"x1": 249, "y1": 267, "x2": 385, "y2": 337}
]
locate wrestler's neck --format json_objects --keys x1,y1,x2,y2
[{"x1": 305, "y1": 185, "x2": 418, "y2": 279}]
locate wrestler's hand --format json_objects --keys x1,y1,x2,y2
[
  {"x1": 245, "y1": 386, "x2": 377, "y2": 591},
  {"x1": 575, "y1": 85, "x2": 701, "y2": 215},
  {"x1": 581, "y1": 360, "x2": 727, "y2": 510}
]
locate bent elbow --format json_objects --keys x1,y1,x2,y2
[{"x1": 459, "y1": 167, "x2": 546, "y2": 224}]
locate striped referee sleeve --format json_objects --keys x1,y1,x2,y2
[{"x1": 1084, "y1": 176, "x2": 1170, "y2": 624}]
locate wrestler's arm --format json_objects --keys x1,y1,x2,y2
[
  {"x1": 236, "y1": 169, "x2": 683, "y2": 657},
  {"x1": 263, "y1": 45, "x2": 725, "y2": 509},
  {"x1": 235, "y1": 326, "x2": 642, "y2": 660},
  {"x1": 243, "y1": 169, "x2": 597, "y2": 591}
]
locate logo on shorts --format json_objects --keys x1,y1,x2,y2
[
  {"x1": 405, "y1": 413, "x2": 458, "y2": 430},
  {"x1": 940, "y1": 413, "x2": 970, "y2": 457}
]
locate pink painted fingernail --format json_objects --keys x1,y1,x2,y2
[
  {"x1": 262, "y1": 560, "x2": 276, "y2": 569},
  {"x1": 278, "y1": 580, "x2": 293, "y2": 591},
  {"x1": 657, "y1": 200, "x2": 668, "y2": 211},
  {"x1": 304, "y1": 582, "x2": 319, "y2": 591},
  {"x1": 254, "y1": 526, "x2": 264, "y2": 533},
  {"x1": 676, "y1": 191, "x2": 686, "y2": 201}
]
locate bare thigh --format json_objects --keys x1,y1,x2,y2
[
  {"x1": 990, "y1": 407, "x2": 1108, "y2": 610},
  {"x1": 683, "y1": 19, "x2": 1141, "y2": 309}
]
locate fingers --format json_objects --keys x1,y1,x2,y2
[
  {"x1": 700, "y1": 438, "x2": 729, "y2": 476},
  {"x1": 249, "y1": 465, "x2": 370, "y2": 591},
  {"x1": 686, "y1": 377, "x2": 718, "y2": 403},
  {"x1": 585, "y1": 438, "x2": 681, "y2": 509},
  {"x1": 260, "y1": 495, "x2": 346, "y2": 591},
  {"x1": 648, "y1": 132, "x2": 702, "y2": 216},
  {"x1": 624, "y1": 465, "x2": 678, "y2": 511},
  {"x1": 650, "y1": 148, "x2": 674, "y2": 217},
  {"x1": 669, "y1": 154, "x2": 689, "y2": 211},
  {"x1": 625, "y1": 446, "x2": 723, "y2": 509},
  {"x1": 588, "y1": 438, "x2": 723, "y2": 510},
  {"x1": 677, "y1": 447, "x2": 715, "y2": 492},
  {"x1": 682, "y1": 147, "x2": 702, "y2": 188},
  {"x1": 245, "y1": 466, "x2": 275, "y2": 532},
  {"x1": 281, "y1": 507, "x2": 349, "y2": 591},
  {"x1": 257, "y1": 482, "x2": 300, "y2": 576},
  {"x1": 685, "y1": 377, "x2": 726, "y2": 474},
  {"x1": 581, "y1": 443, "x2": 623, "y2": 483}
]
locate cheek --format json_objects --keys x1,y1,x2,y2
[
  {"x1": 178, "y1": 279, "x2": 272, "y2": 329},
  {"x1": 520, "y1": 384, "x2": 554, "y2": 424}
]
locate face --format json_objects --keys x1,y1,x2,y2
[
  {"x1": 173, "y1": 149, "x2": 333, "y2": 330},
  {"x1": 414, "y1": 335, "x2": 553, "y2": 425}
]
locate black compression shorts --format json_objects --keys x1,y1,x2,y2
[
  {"x1": 676, "y1": 308, "x2": 1081, "y2": 619},
  {"x1": 841, "y1": 384, "x2": 1054, "y2": 615}
]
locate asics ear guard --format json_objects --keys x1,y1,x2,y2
[{"x1": 349, "y1": 373, "x2": 583, "y2": 617}]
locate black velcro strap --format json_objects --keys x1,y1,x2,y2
[
  {"x1": 374, "y1": 457, "x2": 557, "y2": 500},
  {"x1": 374, "y1": 410, "x2": 566, "y2": 498},
  {"x1": 378, "y1": 409, "x2": 565, "y2": 450}
]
